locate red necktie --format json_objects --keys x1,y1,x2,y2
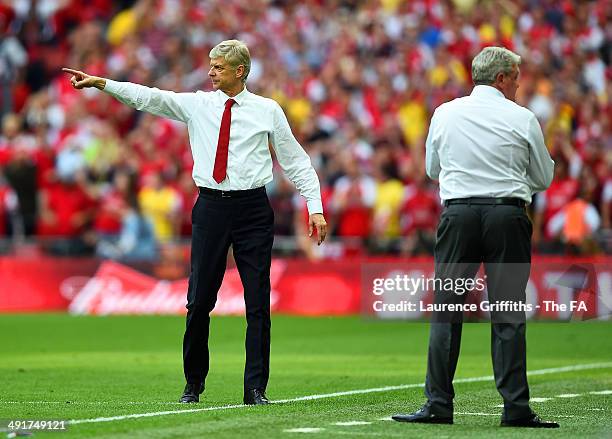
[{"x1": 213, "y1": 98, "x2": 236, "y2": 183}]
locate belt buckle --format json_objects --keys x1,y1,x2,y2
[{"x1": 221, "y1": 190, "x2": 231, "y2": 198}]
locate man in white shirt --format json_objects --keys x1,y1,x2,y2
[
  {"x1": 63, "y1": 40, "x2": 327, "y2": 405},
  {"x1": 392, "y1": 47, "x2": 558, "y2": 428}
]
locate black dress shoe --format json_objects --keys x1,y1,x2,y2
[
  {"x1": 501, "y1": 414, "x2": 559, "y2": 428},
  {"x1": 179, "y1": 382, "x2": 204, "y2": 403},
  {"x1": 392, "y1": 404, "x2": 453, "y2": 424},
  {"x1": 243, "y1": 388, "x2": 270, "y2": 405}
]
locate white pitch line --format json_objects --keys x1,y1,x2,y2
[
  {"x1": 69, "y1": 403, "x2": 247, "y2": 425},
  {"x1": 333, "y1": 421, "x2": 372, "y2": 426},
  {"x1": 556, "y1": 393, "x2": 581, "y2": 398},
  {"x1": 67, "y1": 362, "x2": 612, "y2": 426},
  {"x1": 530, "y1": 397, "x2": 553, "y2": 402},
  {"x1": 589, "y1": 390, "x2": 612, "y2": 395},
  {"x1": 284, "y1": 427, "x2": 324, "y2": 433}
]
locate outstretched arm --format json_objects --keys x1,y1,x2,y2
[{"x1": 62, "y1": 67, "x2": 195, "y2": 123}]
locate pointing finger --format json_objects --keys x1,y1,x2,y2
[{"x1": 62, "y1": 67, "x2": 82, "y2": 76}]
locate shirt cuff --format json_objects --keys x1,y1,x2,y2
[
  {"x1": 306, "y1": 199, "x2": 323, "y2": 215},
  {"x1": 103, "y1": 79, "x2": 119, "y2": 93}
]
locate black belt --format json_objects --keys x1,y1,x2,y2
[
  {"x1": 198, "y1": 186, "x2": 265, "y2": 199},
  {"x1": 444, "y1": 197, "x2": 525, "y2": 207}
]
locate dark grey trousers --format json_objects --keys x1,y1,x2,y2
[{"x1": 424, "y1": 203, "x2": 534, "y2": 421}]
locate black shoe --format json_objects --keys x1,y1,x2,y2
[
  {"x1": 179, "y1": 382, "x2": 204, "y2": 403},
  {"x1": 501, "y1": 414, "x2": 559, "y2": 428},
  {"x1": 243, "y1": 388, "x2": 270, "y2": 405},
  {"x1": 392, "y1": 404, "x2": 453, "y2": 424}
]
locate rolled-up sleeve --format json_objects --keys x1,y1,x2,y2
[
  {"x1": 526, "y1": 114, "x2": 555, "y2": 193},
  {"x1": 103, "y1": 80, "x2": 196, "y2": 123},
  {"x1": 269, "y1": 102, "x2": 323, "y2": 215}
]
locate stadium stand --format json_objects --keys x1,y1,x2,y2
[{"x1": 0, "y1": 0, "x2": 610, "y2": 258}]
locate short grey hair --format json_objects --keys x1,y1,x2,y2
[
  {"x1": 471, "y1": 46, "x2": 521, "y2": 85},
  {"x1": 209, "y1": 40, "x2": 251, "y2": 83}
]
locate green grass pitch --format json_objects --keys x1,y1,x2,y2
[{"x1": 0, "y1": 314, "x2": 610, "y2": 438}]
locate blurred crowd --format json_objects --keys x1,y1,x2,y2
[{"x1": 0, "y1": 0, "x2": 610, "y2": 260}]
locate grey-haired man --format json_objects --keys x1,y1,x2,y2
[
  {"x1": 63, "y1": 40, "x2": 327, "y2": 405},
  {"x1": 392, "y1": 47, "x2": 558, "y2": 428}
]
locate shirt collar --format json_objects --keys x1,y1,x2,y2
[
  {"x1": 470, "y1": 85, "x2": 505, "y2": 100},
  {"x1": 218, "y1": 87, "x2": 249, "y2": 106}
]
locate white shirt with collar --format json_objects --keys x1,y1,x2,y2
[
  {"x1": 425, "y1": 85, "x2": 554, "y2": 204},
  {"x1": 103, "y1": 80, "x2": 323, "y2": 214}
]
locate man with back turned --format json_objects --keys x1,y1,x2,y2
[
  {"x1": 392, "y1": 47, "x2": 558, "y2": 428},
  {"x1": 63, "y1": 40, "x2": 327, "y2": 405}
]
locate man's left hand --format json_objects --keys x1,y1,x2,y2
[{"x1": 308, "y1": 213, "x2": 328, "y2": 245}]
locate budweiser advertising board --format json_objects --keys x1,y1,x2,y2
[{"x1": 0, "y1": 256, "x2": 610, "y2": 319}]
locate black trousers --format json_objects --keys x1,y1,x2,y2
[
  {"x1": 424, "y1": 202, "x2": 534, "y2": 421},
  {"x1": 182, "y1": 187, "x2": 274, "y2": 391}
]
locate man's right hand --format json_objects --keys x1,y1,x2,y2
[{"x1": 62, "y1": 68, "x2": 106, "y2": 90}]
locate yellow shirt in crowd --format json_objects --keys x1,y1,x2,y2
[
  {"x1": 374, "y1": 179, "x2": 405, "y2": 237},
  {"x1": 138, "y1": 187, "x2": 180, "y2": 242}
]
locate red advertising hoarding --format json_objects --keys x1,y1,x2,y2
[{"x1": 0, "y1": 256, "x2": 610, "y2": 319}]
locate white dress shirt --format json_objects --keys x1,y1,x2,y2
[
  {"x1": 425, "y1": 85, "x2": 554, "y2": 204},
  {"x1": 103, "y1": 80, "x2": 323, "y2": 214}
]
